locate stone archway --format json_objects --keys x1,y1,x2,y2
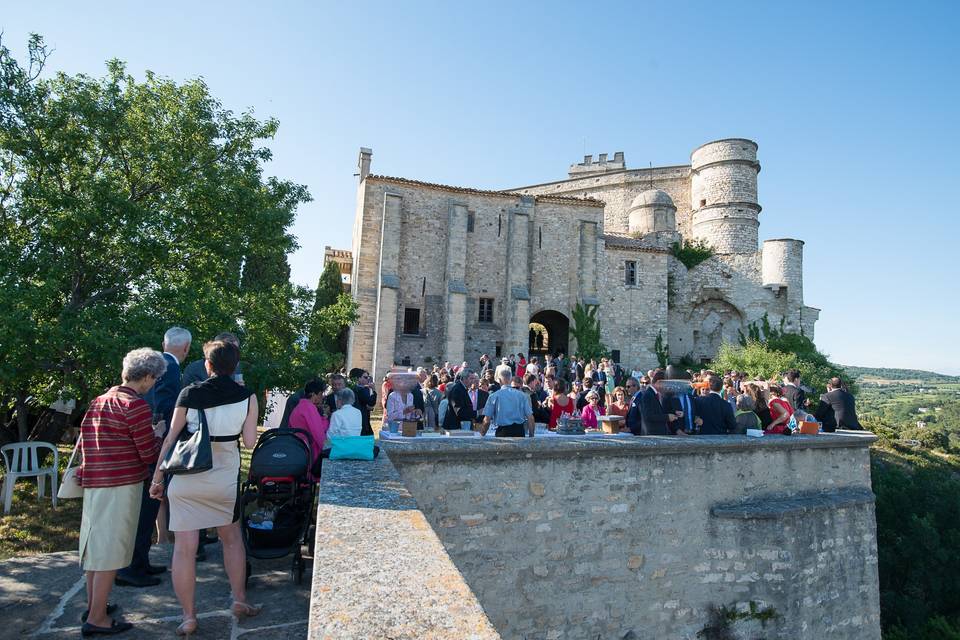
[
  {"x1": 529, "y1": 310, "x2": 569, "y2": 360},
  {"x1": 688, "y1": 298, "x2": 744, "y2": 361}
]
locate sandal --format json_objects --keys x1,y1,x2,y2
[
  {"x1": 175, "y1": 617, "x2": 198, "y2": 637},
  {"x1": 231, "y1": 601, "x2": 262, "y2": 618}
]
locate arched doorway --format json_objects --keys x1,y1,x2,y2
[{"x1": 529, "y1": 310, "x2": 569, "y2": 360}]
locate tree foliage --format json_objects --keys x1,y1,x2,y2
[
  {"x1": 654, "y1": 329, "x2": 669, "y2": 369},
  {"x1": 671, "y1": 238, "x2": 714, "y2": 270},
  {"x1": 0, "y1": 35, "x2": 353, "y2": 439},
  {"x1": 730, "y1": 313, "x2": 851, "y2": 395},
  {"x1": 570, "y1": 303, "x2": 607, "y2": 361},
  {"x1": 308, "y1": 261, "x2": 349, "y2": 359}
]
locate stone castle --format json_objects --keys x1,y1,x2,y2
[{"x1": 345, "y1": 138, "x2": 819, "y2": 379}]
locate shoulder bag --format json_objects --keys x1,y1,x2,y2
[
  {"x1": 160, "y1": 408, "x2": 213, "y2": 475},
  {"x1": 57, "y1": 433, "x2": 84, "y2": 499}
]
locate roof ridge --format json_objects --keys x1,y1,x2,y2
[{"x1": 366, "y1": 174, "x2": 605, "y2": 207}]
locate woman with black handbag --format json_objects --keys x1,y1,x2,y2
[{"x1": 149, "y1": 340, "x2": 259, "y2": 637}]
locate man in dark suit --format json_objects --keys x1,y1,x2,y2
[
  {"x1": 442, "y1": 369, "x2": 477, "y2": 430},
  {"x1": 472, "y1": 379, "x2": 490, "y2": 427},
  {"x1": 670, "y1": 389, "x2": 700, "y2": 435},
  {"x1": 118, "y1": 326, "x2": 191, "y2": 587},
  {"x1": 822, "y1": 377, "x2": 862, "y2": 430},
  {"x1": 694, "y1": 376, "x2": 737, "y2": 435},
  {"x1": 349, "y1": 368, "x2": 378, "y2": 436},
  {"x1": 781, "y1": 369, "x2": 807, "y2": 412},
  {"x1": 628, "y1": 369, "x2": 676, "y2": 436}
]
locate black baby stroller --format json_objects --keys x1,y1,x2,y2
[{"x1": 240, "y1": 427, "x2": 317, "y2": 584}]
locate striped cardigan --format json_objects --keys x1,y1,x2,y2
[{"x1": 78, "y1": 386, "x2": 160, "y2": 488}]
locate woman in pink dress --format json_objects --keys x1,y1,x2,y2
[
  {"x1": 287, "y1": 379, "x2": 330, "y2": 481},
  {"x1": 580, "y1": 391, "x2": 606, "y2": 429}
]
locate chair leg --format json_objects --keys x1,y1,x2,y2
[
  {"x1": 37, "y1": 475, "x2": 44, "y2": 499},
  {"x1": 2, "y1": 476, "x2": 13, "y2": 515},
  {"x1": 51, "y1": 472, "x2": 58, "y2": 508}
]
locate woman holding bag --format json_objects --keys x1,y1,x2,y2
[
  {"x1": 76, "y1": 348, "x2": 166, "y2": 637},
  {"x1": 149, "y1": 340, "x2": 259, "y2": 636}
]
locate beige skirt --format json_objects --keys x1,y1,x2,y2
[
  {"x1": 79, "y1": 483, "x2": 142, "y2": 571},
  {"x1": 167, "y1": 441, "x2": 241, "y2": 532}
]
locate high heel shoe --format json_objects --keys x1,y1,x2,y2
[
  {"x1": 175, "y1": 617, "x2": 197, "y2": 637},
  {"x1": 231, "y1": 601, "x2": 262, "y2": 618}
]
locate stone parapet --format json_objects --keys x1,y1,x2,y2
[{"x1": 308, "y1": 454, "x2": 500, "y2": 640}]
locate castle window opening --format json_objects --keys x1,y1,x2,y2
[
  {"x1": 478, "y1": 297, "x2": 494, "y2": 323},
  {"x1": 625, "y1": 261, "x2": 637, "y2": 286},
  {"x1": 497, "y1": 214, "x2": 502, "y2": 237},
  {"x1": 538, "y1": 226, "x2": 542, "y2": 248},
  {"x1": 403, "y1": 308, "x2": 421, "y2": 335},
  {"x1": 467, "y1": 212, "x2": 475, "y2": 233},
  {"x1": 421, "y1": 277, "x2": 426, "y2": 296}
]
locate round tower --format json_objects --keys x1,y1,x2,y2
[
  {"x1": 628, "y1": 189, "x2": 677, "y2": 236},
  {"x1": 690, "y1": 138, "x2": 761, "y2": 254},
  {"x1": 761, "y1": 238, "x2": 804, "y2": 304}
]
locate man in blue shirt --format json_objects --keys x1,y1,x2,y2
[{"x1": 479, "y1": 371, "x2": 534, "y2": 437}]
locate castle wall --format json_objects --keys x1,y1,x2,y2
[
  {"x1": 514, "y1": 167, "x2": 694, "y2": 239},
  {"x1": 374, "y1": 434, "x2": 882, "y2": 640},
  {"x1": 598, "y1": 246, "x2": 669, "y2": 371}
]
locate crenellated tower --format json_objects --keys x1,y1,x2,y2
[{"x1": 690, "y1": 138, "x2": 761, "y2": 254}]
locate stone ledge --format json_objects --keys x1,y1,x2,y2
[
  {"x1": 308, "y1": 454, "x2": 499, "y2": 640},
  {"x1": 711, "y1": 487, "x2": 877, "y2": 520},
  {"x1": 381, "y1": 430, "x2": 877, "y2": 463}
]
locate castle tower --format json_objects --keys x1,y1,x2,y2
[
  {"x1": 690, "y1": 138, "x2": 761, "y2": 254},
  {"x1": 628, "y1": 189, "x2": 677, "y2": 237},
  {"x1": 761, "y1": 238, "x2": 804, "y2": 305}
]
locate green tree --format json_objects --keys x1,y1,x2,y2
[
  {"x1": 0, "y1": 35, "x2": 348, "y2": 440},
  {"x1": 654, "y1": 330, "x2": 669, "y2": 368},
  {"x1": 308, "y1": 260, "x2": 350, "y2": 358},
  {"x1": 570, "y1": 302, "x2": 608, "y2": 361}
]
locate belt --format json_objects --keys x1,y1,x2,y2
[{"x1": 210, "y1": 434, "x2": 240, "y2": 442}]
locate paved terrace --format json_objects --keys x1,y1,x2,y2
[{"x1": 0, "y1": 543, "x2": 309, "y2": 639}]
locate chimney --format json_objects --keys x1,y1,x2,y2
[
  {"x1": 598, "y1": 153, "x2": 608, "y2": 163},
  {"x1": 358, "y1": 147, "x2": 373, "y2": 181},
  {"x1": 583, "y1": 155, "x2": 593, "y2": 165}
]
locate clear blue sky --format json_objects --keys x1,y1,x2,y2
[{"x1": 4, "y1": 1, "x2": 958, "y2": 374}]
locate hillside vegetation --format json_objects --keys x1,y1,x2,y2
[{"x1": 844, "y1": 367, "x2": 960, "y2": 638}]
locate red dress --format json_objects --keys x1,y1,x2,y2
[{"x1": 549, "y1": 395, "x2": 574, "y2": 429}]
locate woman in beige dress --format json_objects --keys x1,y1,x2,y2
[{"x1": 149, "y1": 340, "x2": 259, "y2": 636}]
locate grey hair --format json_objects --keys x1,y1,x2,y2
[
  {"x1": 122, "y1": 348, "x2": 168, "y2": 382},
  {"x1": 456, "y1": 368, "x2": 474, "y2": 382},
  {"x1": 497, "y1": 368, "x2": 513, "y2": 384},
  {"x1": 335, "y1": 387, "x2": 355, "y2": 406},
  {"x1": 736, "y1": 394, "x2": 755, "y2": 411},
  {"x1": 163, "y1": 326, "x2": 192, "y2": 348}
]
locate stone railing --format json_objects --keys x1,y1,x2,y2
[{"x1": 309, "y1": 432, "x2": 881, "y2": 639}]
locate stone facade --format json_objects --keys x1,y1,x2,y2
[{"x1": 345, "y1": 139, "x2": 819, "y2": 379}]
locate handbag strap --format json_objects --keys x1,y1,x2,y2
[{"x1": 64, "y1": 431, "x2": 82, "y2": 471}]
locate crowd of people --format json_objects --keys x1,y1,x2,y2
[{"x1": 367, "y1": 352, "x2": 863, "y2": 439}]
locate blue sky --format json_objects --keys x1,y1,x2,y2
[{"x1": 3, "y1": 1, "x2": 958, "y2": 374}]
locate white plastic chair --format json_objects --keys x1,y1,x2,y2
[{"x1": 0, "y1": 442, "x2": 59, "y2": 514}]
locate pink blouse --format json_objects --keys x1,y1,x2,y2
[
  {"x1": 580, "y1": 403, "x2": 606, "y2": 429},
  {"x1": 288, "y1": 398, "x2": 329, "y2": 480}
]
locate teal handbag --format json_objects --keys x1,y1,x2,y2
[{"x1": 328, "y1": 435, "x2": 375, "y2": 460}]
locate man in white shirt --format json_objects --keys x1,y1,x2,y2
[{"x1": 328, "y1": 388, "x2": 362, "y2": 438}]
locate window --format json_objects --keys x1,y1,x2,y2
[
  {"x1": 625, "y1": 261, "x2": 637, "y2": 286},
  {"x1": 403, "y1": 308, "x2": 421, "y2": 335},
  {"x1": 478, "y1": 297, "x2": 494, "y2": 323},
  {"x1": 495, "y1": 342, "x2": 502, "y2": 358},
  {"x1": 497, "y1": 214, "x2": 502, "y2": 237},
  {"x1": 467, "y1": 212, "x2": 475, "y2": 233}
]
